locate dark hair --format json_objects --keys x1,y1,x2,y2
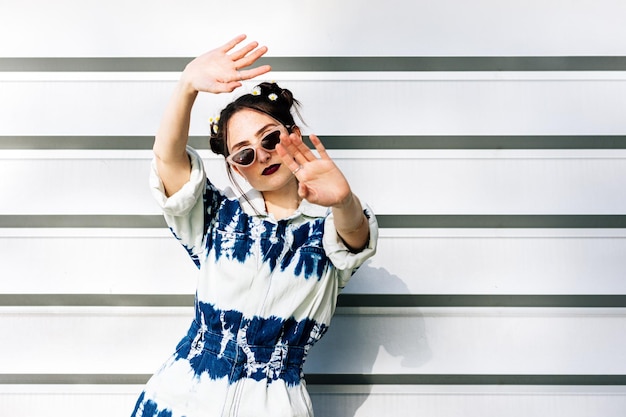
[
  {"x1": 209, "y1": 82, "x2": 304, "y2": 212},
  {"x1": 209, "y1": 82, "x2": 302, "y2": 157}
]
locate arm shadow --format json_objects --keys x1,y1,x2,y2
[{"x1": 306, "y1": 261, "x2": 432, "y2": 417}]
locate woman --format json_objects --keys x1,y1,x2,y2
[{"x1": 132, "y1": 35, "x2": 378, "y2": 417}]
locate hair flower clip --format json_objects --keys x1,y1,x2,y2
[
  {"x1": 209, "y1": 116, "x2": 220, "y2": 134},
  {"x1": 268, "y1": 93, "x2": 278, "y2": 101},
  {"x1": 251, "y1": 86, "x2": 261, "y2": 96}
]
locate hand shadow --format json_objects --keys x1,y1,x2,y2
[{"x1": 305, "y1": 261, "x2": 432, "y2": 417}]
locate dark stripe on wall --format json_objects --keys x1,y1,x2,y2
[
  {"x1": 1, "y1": 373, "x2": 625, "y2": 386},
  {"x1": 3, "y1": 215, "x2": 626, "y2": 229},
  {"x1": 0, "y1": 57, "x2": 192, "y2": 72},
  {"x1": 2, "y1": 57, "x2": 626, "y2": 72},
  {"x1": 378, "y1": 215, "x2": 626, "y2": 229},
  {"x1": 0, "y1": 374, "x2": 150, "y2": 385},
  {"x1": 3, "y1": 135, "x2": 626, "y2": 150},
  {"x1": 309, "y1": 135, "x2": 626, "y2": 150},
  {"x1": 0, "y1": 215, "x2": 166, "y2": 228},
  {"x1": 3, "y1": 294, "x2": 626, "y2": 308},
  {"x1": 0, "y1": 136, "x2": 207, "y2": 150},
  {"x1": 266, "y1": 56, "x2": 626, "y2": 72},
  {"x1": 0, "y1": 294, "x2": 193, "y2": 307},
  {"x1": 339, "y1": 294, "x2": 626, "y2": 308},
  {"x1": 307, "y1": 374, "x2": 626, "y2": 386}
]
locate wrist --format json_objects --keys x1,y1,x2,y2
[
  {"x1": 177, "y1": 73, "x2": 200, "y2": 97},
  {"x1": 332, "y1": 191, "x2": 356, "y2": 211},
  {"x1": 332, "y1": 193, "x2": 366, "y2": 231},
  {"x1": 338, "y1": 212, "x2": 367, "y2": 235}
]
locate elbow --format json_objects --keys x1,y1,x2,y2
[{"x1": 153, "y1": 140, "x2": 189, "y2": 166}]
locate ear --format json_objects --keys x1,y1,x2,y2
[{"x1": 289, "y1": 125, "x2": 302, "y2": 137}]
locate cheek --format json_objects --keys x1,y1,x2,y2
[
  {"x1": 232, "y1": 164, "x2": 254, "y2": 181},
  {"x1": 231, "y1": 165, "x2": 244, "y2": 178}
]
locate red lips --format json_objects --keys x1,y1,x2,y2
[{"x1": 262, "y1": 164, "x2": 281, "y2": 175}]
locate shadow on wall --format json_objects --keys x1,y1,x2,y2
[{"x1": 305, "y1": 261, "x2": 432, "y2": 417}]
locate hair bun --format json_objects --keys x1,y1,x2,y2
[{"x1": 251, "y1": 82, "x2": 293, "y2": 107}]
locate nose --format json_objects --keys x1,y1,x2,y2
[{"x1": 256, "y1": 147, "x2": 272, "y2": 163}]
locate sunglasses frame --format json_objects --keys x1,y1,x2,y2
[{"x1": 226, "y1": 126, "x2": 288, "y2": 167}]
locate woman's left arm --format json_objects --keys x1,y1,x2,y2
[
  {"x1": 276, "y1": 133, "x2": 371, "y2": 251},
  {"x1": 329, "y1": 192, "x2": 370, "y2": 251}
]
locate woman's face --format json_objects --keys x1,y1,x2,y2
[{"x1": 226, "y1": 109, "x2": 298, "y2": 194}]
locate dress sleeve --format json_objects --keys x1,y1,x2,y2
[
  {"x1": 322, "y1": 204, "x2": 378, "y2": 289},
  {"x1": 149, "y1": 146, "x2": 222, "y2": 268}
]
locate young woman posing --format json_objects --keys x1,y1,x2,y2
[{"x1": 132, "y1": 35, "x2": 378, "y2": 417}]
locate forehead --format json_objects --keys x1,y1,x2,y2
[{"x1": 226, "y1": 109, "x2": 278, "y2": 149}]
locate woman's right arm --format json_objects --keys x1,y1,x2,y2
[
  {"x1": 153, "y1": 34, "x2": 271, "y2": 197},
  {"x1": 153, "y1": 81, "x2": 198, "y2": 197}
]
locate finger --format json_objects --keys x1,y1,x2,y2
[
  {"x1": 234, "y1": 46, "x2": 269, "y2": 70},
  {"x1": 279, "y1": 133, "x2": 310, "y2": 166},
  {"x1": 230, "y1": 41, "x2": 260, "y2": 62},
  {"x1": 214, "y1": 81, "x2": 243, "y2": 93},
  {"x1": 219, "y1": 34, "x2": 247, "y2": 53},
  {"x1": 275, "y1": 143, "x2": 302, "y2": 172},
  {"x1": 277, "y1": 134, "x2": 297, "y2": 157},
  {"x1": 237, "y1": 64, "x2": 272, "y2": 81},
  {"x1": 309, "y1": 134, "x2": 330, "y2": 160},
  {"x1": 291, "y1": 133, "x2": 317, "y2": 163},
  {"x1": 298, "y1": 183, "x2": 310, "y2": 200}
]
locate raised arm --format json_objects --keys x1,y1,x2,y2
[
  {"x1": 276, "y1": 133, "x2": 370, "y2": 251},
  {"x1": 153, "y1": 35, "x2": 271, "y2": 196}
]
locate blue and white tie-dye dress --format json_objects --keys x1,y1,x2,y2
[{"x1": 131, "y1": 147, "x2": 378, "y2": 417}]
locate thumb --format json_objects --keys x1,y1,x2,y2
[
  {"x1": 298, "y1": 183, "x2": 309, "y2": 200},
  {"x1": 218, "y1": 81, "x2": 243, "y2": 93}
]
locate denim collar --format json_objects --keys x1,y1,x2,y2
[{"x1": 225, "y1": 186, "x2": 329, "y2": 220}]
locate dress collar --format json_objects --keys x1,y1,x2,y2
[{"x1": 224, "y1": 186, "x2": 329, "y2": 220}]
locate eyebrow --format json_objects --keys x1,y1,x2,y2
[{"x1": 231, "y1": 123, "x2": 277, "y2": 152}]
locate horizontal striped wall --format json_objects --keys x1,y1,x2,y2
[{"x1": 2, "y1": 1, "x2": 626, "y2": 416}]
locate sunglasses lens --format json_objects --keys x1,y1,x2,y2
[
  {"x1": 261, "y1": 130, "x2": 281, "y2": 150},
  {"x1": 230, "y1": 148, "x2": 255, "y2": 166},
  {"x1": 228, "y1": 129, "x2": 282, "y2": 166}
]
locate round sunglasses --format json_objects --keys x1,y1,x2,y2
[{"x1": 226, "y1": 128, "x2": 283, "y2": 167}]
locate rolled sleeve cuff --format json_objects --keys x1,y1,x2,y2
[
  {"x1": 149, "y1": 146, "x2": 206, "y2": 216},
  {"x1": 323, "y1": 205, "x2": 378, "y2": 286}
]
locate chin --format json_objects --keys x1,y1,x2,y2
[{"x1": 255, "y1": 172, "x2": 296, "y2": 193}]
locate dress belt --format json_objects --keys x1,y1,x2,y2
[{"x1": 186, "y1": 320, "x2": 307, "y2": 373}]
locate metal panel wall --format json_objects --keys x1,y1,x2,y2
[{"x1": 2, "y1": 1, "x2": 626, "y2": 416}]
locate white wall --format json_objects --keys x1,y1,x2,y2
[{"x1": 2, "y1": 1, "x2": 626, "y2": 416}]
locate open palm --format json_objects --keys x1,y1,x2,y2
[
  {"x1": 276, "y1": 133, "x2": 352, "y2": 208},
  {"x1": 181, "y1": 34, "x2": 271, "y2": 94}
]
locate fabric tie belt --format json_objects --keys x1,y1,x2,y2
[{"x1": 185, "y1": 320, "x2": 307, "y2": 384}]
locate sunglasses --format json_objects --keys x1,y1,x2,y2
[{"x1": 226, "y1": 128, "x2": 283, "y2": 167}]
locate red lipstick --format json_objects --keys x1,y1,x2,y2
[{"x1": 262, "y1": 164, "x2": 281, "y2": 175}]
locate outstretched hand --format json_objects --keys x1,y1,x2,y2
[
  {"x1": 276, "y1": 133, "x2": 353, "y2": 208},
  {"x1": 181, "y1": 34, "x2": 271, "y2": 94}
]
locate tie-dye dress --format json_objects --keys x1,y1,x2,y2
[{"x1": 131, "y1": 147, "x2": 378, "y2": 417}]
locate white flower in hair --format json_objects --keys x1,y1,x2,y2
[
  {"x1": 268, "y1": 93, "x2": 278, "y2": 101},
  {"x1": 252, "y1": 86, "x2": 261, "y2": 96},
  {"x1": 209, "y1": 116, "x2": 220, "y2": 134}
]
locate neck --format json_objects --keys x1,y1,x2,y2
[{"x1": 262, "y1": 182, "x2": 301, "y2": 220}]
